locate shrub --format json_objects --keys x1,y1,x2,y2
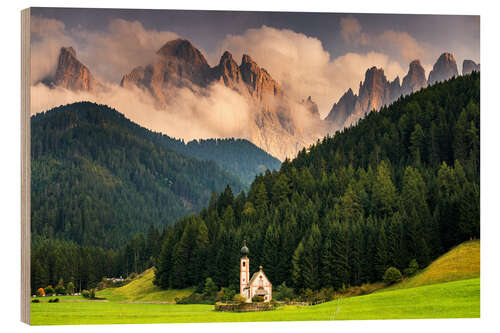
[
  {"x1": 218, "y1": 287, "x2": 236, "y2": 302},
  {"x1": 275, "y1": 282, "x2": 294, "y2": 301},
  {"x1": 233, "y1": 294, "x2": 246, "y2": 304},
  {"x1": 81, "y1": 289, "x2": 90, "y2": 299},
  {"x1": 36, "y1": 287, "x2": 45, "y2": 297},
  {"x1": 203, "y1": 277, "x2": 218, "y2": 299},
  {"x1": 252, "y1": 295, "x2": 265, "y2": 302},
  {"x1": 404, "y1": 259, "x2": 419, "y2": 277},
  {"x1": 45, "y1": 285, "x2": 55, "y2": 296},
  {"x1": 54, "y1": 285, "x2": 66, "y2": 295},
  {"x1": 66, "y1": 282, "x2": 75, "y2": 295},
  {"x1": 383, "y1": 267, "x2": 403, "y2": 285},
  {"x1": 48, "y1": 298, "x2": 59, "y2": 303},
  {"x1": 31, "y1": 299, "x2": 40, "y2": 303}
]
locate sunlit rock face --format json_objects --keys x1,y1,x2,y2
[
  {"x1": 49, "y1": 47, "x2": 100, "y2": 92},
  {"x1": 428, "y1": 52, "x2": 458, "y2": 85},
  {"x1": 401, "y1": 60, "x2": 427, "y2": 96}
]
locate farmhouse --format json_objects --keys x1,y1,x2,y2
[{"x1": 240, "y1": 241, "x2": 272, "y2": 302}]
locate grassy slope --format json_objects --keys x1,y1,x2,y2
[
  {"x1": 30, "y1": 278, "x2": 479, "y2": 325},
  {"x1": 96, "y1": 268, "x2": 194, "y2": 303},
  {"x1": 384, "y1": 240, "x2": 480, "y2": 291}
]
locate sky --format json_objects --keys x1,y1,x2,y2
[{"x1": 29, "y1": 7, "x2": 480, "y2": 135}]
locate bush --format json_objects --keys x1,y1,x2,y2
[
  {"x1": 45, "y1": 285, "x2": 54, "y2": 296},
  {"x1": 252, "y1": 295, "x2": 265, "y2": 302},
  {"x1": 54, "y1": 285, "x2": 66, "y2": 295},
  {"x1": 275, "y1": 282, "x2": 294, "y2": 301},
  {"x1": 66, "y1": 282, "x2": 75, "y2": 295},
  {"x1": 82, "y1": 289, "x2": 90, "y2": 299},
  {"x1": 404, "y1": 259, "x2": 419, "y2": 277},
  {"x1": 31, "y1": 299, "x2": 40, "y2": 303},
  {"x1": 203, "y1": 277, "x2": 218, "y2": 299},
  {"x1": 218, "y1": 287, "x2": 236, "y2": 302},
  {"x1": 36, "y1": 287, "x2": 45, "y2": 297},
  {"x1": 233, "y1": 294, "x2": 246, "y2": 304},
  {"x1": 48, "y1": 298, "x2": 59, "y2": 303},
  {"x1": 383, "y1": 267, "x2": 403, "y2": 285}
]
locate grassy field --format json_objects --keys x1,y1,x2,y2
[
  {"x1": 30, "y1": 278, "x2": 479, "y2": 325},
  {"x1": 96, "y1": 268, "x2": 194, "y2": 303},
  {"x1": 384, "y1": 240, "x2": 480, "y2": 291},
  {"x1": 30, "y1": 241, "x2": 480, "y2": 325}
]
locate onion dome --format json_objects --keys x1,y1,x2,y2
[{"x1": 241, "y1": 240, "x2": 249, "y2": 257}]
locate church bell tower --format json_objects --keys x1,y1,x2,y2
[{"x1": 240, "y1": 240, "x2": 250, "y2": 300}]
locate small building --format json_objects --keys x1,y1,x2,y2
[{"x1": 240, "y1": 241, "x2": 272, "y2": 302}]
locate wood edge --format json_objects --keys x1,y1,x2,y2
[{"x1": 21, "y1": 7, "x2": 31, "y2": 325}]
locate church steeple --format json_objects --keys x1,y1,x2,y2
[
  {"x1": 241, "y1": 239, "x2": 249, "y2": 257},
  {"x1": 240, "y1": 240, "x2": 250, "y2": 302}
]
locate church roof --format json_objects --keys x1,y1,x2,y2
[{"x1": 249, "y1": 266, "x2": 272, "y2": 286}]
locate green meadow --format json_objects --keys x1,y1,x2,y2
[
  {"x1": 30, "y1": 240, "x2": 479, "y2": 325},
  {"x1": 30, "y1": 278, "x2": 479, "y2": 325}
]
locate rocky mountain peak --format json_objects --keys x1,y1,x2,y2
[
  {"x1": 156, "y1": 38, "x2": 209, "y2": 68},
  {"x1": 239, "y1": 54, "x2": 282, "y2": 100},
  {"x1": 358, "y1": 66, "x2": 391, "y2": 113},
  {"x1": 389, "y1": 76, "x2": 402, "y2": 102},
  {"x1": 462, "y1": 59, "x2": 480, "y2": 75},
  {"x1": 51, "y1": 46, "x2": 99, "y2": 92},
  {"x1": 428, "y1": 52, "x2": 458, "y2": 85},
  {"x1": 301, "y1": 96, "x2": 320, "y2": 119},
  {"x1": 325, "y1": 88, "x2": 358, "y2": 127},
  {"x1": 401, "y1": 59, "x2": 427, "y2": 96},
  {"x1": 211, "y1": 51, "x2": 242, "y2": 88}
]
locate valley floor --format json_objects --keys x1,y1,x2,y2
[{"x1": 30, "y1": 278, "x2": 479, "y2": 325}]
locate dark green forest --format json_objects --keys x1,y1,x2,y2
[
  {"x1": 30, "y1": 103, "x2": 279, "y2": 293},
  {"x1": 31, "y1": 102, "x2": 244, "y2": 249},
  {"x1": 154, "y1": 73, "x2": 480, "y2": 292}
]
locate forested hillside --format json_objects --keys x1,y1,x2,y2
[
  {"x1": 31, "y1": 102, "x2": 244, "y2": 249},
  {"x1": 155, "y1": 72, "x2": 480, "y2": 292},
  {"x1": 172, "y1": 138, "x2": 281, "y2": 186}
]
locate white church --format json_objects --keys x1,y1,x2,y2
[{"x1": 239, "y1": 241, "x2": 272, "y2": 302}]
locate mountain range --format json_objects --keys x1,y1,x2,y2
[{"x1": 42, "y1": 39, "x2": 480, "y2": 160}]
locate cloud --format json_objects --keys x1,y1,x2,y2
[
  {"x1": 30, "y1": 16, "x2": 181, "y2": 84},
  {"x1": 339, "y1": 16, "x2": 428, "y2": 65},
  {"x1": 30, "y1": 81, "x2": 254, "y2": 142},
  {"x1": 340, "y1": 16, "x2": 368, "y2": 46},
  {"x1": 72, "y1": 19, "x2": 180, "y2": 83},
  {"x1": 30, "y1": 16, "x2": 74, "y2": 84},
  {"x1": 217, "y1": 25, "x2": 405, "y2": 118}
]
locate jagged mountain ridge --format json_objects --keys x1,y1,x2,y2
[
  {"x1": 41, "y1": 43, "x2": 478, "y2": 161},
  {"x1": 325, "y1": 52, "x2": 476, "y2": 131},
  {"x1": 44, "y1": 47, "x2": 101, "y2": 92},
  {"x1": 121, "y1": 38, "x2": 320, "y2": 161}
]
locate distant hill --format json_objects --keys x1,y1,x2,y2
[
  {"x1": 171, "y1": 138, "x2": 281, "y2": 186},
  {"x1": 31, "y1": 102, "x2": 244, "y2": 249}
]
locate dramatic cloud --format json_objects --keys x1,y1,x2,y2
[
  {"x1": 30, "y1": 16, "x2": 181, "y2": 84},
  {"x1": 340, "y1": 16, "x2": 368, "y2": 46},
  {"x1": 72, "y1": 19, "x2": 180, "y2": 83},
  {"x1": 30, "y1": 16, "x2": 74, "y2": 84},
  {"x1": 339, "y1": 16, "x2": 430, "y2": 65},
  {"x1": 217, "y1": 25, "x2": 405, "y2": 118},
  {"x1": 30, "y1": 82, "x2": 254, "y2": 142}
]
